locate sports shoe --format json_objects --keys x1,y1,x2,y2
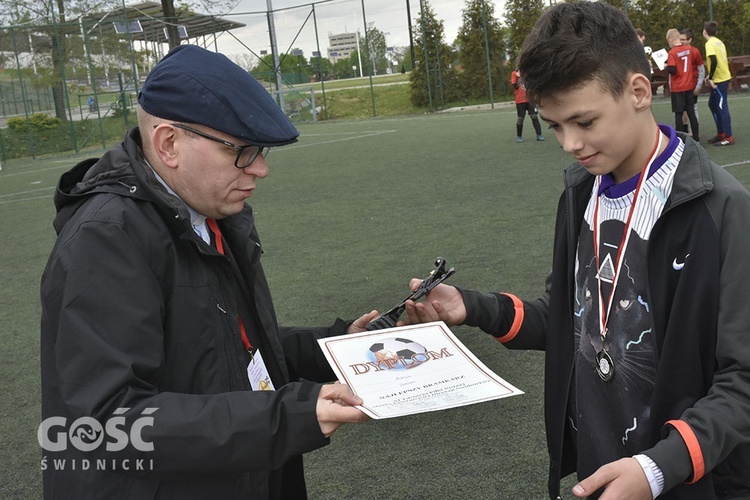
[
  {"x1": 707, "y1": 134, "x2": 725, "y2": 144},
  {"x1": 714, "y1": 137, "x2": 734, "y2": 146},
  {"x1": 517, "y1": 136, "x2": 524, "y2": 143},
  {"x1": 537, "y1": 135, "x2": 545, "y2": 141}
]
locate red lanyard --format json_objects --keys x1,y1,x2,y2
[
  {"x1": 206, "y1": 218, "x2": 252, "y2": 351},
  {"x1": 593, "y1": 128, "x2": 662, "y2": 344}
]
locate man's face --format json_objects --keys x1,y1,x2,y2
[
  {"x1": 169, "y1": 125, "x2": 270, "y2": 219},
  {"x1": 538, "y1": 79, "x2": 652, "y2": 184}
]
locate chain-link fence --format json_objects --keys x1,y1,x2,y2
[{"x1": 0, "y1": 0, "x2": 506, "y2": 164}]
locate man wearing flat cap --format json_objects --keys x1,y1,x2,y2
[{"x1": 40, "y1": 45, "x2": 377, "y2": 499}]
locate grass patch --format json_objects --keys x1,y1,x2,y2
[
  {"x1": 318, "y1": 84, "x2": 423, "y2": 119},
  {"x1": 298, "y1": 72, "x2": 411, "y2": 92}
]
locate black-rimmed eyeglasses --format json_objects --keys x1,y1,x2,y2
[{"x1": 169, "y1": 123, "x2": 270, "y2": 169}]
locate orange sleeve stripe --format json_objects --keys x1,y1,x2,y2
[
  {"x1": 666, "y1": 419, "x2": 705, "y2": 483},
  {"x1": 496, "y1": 293, "x2": 524, "y2": 343}
]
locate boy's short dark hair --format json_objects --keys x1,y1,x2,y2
[
  {"x1": 680, "y1": 28, "x2": 694, "y2": 40},
  {"x1": 517, "y1": 1, "x2": 650, "y2": 104},
  {"x1": 704, "y1": 21, "x2": 718, "y2": 37}
]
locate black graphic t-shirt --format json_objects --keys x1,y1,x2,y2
[{"x1": 571, "y1": 125, "x2": 682, "y2": 479}]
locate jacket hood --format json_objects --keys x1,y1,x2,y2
[{"x1": 53, "y1": 129, "x2": 161, "y2": 234}]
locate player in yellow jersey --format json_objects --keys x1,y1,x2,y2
[{"x1": 702, "y1": 21, "x2": 733, "y2": 146}]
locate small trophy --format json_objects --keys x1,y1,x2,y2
[{"x1": 365, "y1": 257, "x2": 456, "y2": 331}]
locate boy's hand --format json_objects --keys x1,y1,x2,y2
[
  {"x1": 399, "y1": 281, "x2": 467, "y2": 327},
  {"x1": 572, "y1": 457, "x2": 652, "y2": 500}
]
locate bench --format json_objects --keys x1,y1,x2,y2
[
  {"x1": 728, "y1": 55, "x2": 750, "y2": 91},
  {"x1": 650, "y1": 67, "x2": 670, "y2": 96}
]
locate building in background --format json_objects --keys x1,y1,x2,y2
[{"x1": 327, "y1": 32, "x2": 359, "y2": 63}]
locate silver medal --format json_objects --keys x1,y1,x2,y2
[{"x1": 596, "y1": 349, "x2": 615, "y2": 382}]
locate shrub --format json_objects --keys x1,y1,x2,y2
[{"x1": 7, "y1": 113, "x2": 61, "y2": 133}]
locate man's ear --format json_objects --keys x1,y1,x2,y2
[
  {"x1": 151, "y1": 124, "x2": 180, "y2": 169},
  {"x1": 630, "y1": 72, "x2": 653, "y2": 111}
]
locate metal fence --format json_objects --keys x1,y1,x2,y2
[{"x1": 0, "y1": 0, "x2": 503, "y2": 164}]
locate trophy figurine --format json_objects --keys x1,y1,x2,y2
[{"x1": 365, "y1": 257, "x2": 456, "y2": 331}]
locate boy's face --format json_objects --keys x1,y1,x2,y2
[{"x1": 537, "y1": 77, "x2": 656, "y2": 184}]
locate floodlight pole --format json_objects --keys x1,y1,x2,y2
[
  {"x1": 480, "y1": 0, "x2": 494, "y2": 109},
  {"x1": 266, "y1": 0, "x2": 285, "y2": 113},
  {"x1": 360, "y1": 0, "x2": 376, "y2": 117},
  {"x1": 406, "y1": 0, "x2": 415, "y2": 70}
]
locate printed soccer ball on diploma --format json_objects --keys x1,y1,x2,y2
[{"x1": 317, "y1": 321, "x2": 523, "y2": 419}]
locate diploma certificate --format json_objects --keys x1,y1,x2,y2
[
  {"x1": 317, "y1": 321, "x2": 523, "y2": 419},
  {"x1": 651, "y1": 48, "x2": 668, "y2": 71}
]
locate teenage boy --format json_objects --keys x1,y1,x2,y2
[
  {"x1": 403, "y1": 3, "x2": 750, "y2": 499},
  {"x1": 679, "y1": 29, "x2": 705, "y2": 135},
  {"x1": 666, "y1": 29, "x2": 700, "y2": 142},
  {"x1": 703, "y1": 21, "x2": 734, "y2": 146}
]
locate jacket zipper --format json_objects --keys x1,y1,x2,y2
[{"x1": 216, "y1": 300, "x2": 250, "y2": 390}]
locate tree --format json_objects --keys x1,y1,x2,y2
[
  {"x1": 308, "y1": 56, "x2": 333, "y2": 81},
  {"x1": 251, "y1": 52, "x2": 310, "y2": 85},
  {"x1": 504, "y1": 0, "x2": 544, "y2": 67},
  {"x1": 363, "y1": 24, "x2": 388, "y2": 75},
  {"x1": 392, "y1": 46, "x2": 411, "y2": 73},
  {"x1": 231, "y1": 52, "x2": 258, "y2": 72},
  {"x1": 161, "y1": 0, "x2": 239, "y2": 49},
  {"x1": 622, "y1": 0, "x2": 749, "y2": 59},
  {"x1": 626, "y1": 0, "x2": 680, "y2": 55},
  {"x1": 332, "y1": 51, "x2": 361, "y2": 79},
  {"x1": 409, "y1": 0, "x2": 459, "y2": 108},
  {"x1": 455, "y1": 0, "x2": 508, "y2": 100},
  {"x1": 4, "y1": 0, "x2": 120, "y2": 121},
  {"x1": 711, "y1": 0, "x2": 750, "y2": 55}
]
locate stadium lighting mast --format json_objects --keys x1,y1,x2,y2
[{"x1": 266, "y1": 0, "x2": 285, "y2": 112}]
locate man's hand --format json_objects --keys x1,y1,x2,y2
[
  {"x1": 399, "y1": 280, "x2": 467, "y2": 327},
  {"x1": 572, "y1": 457, "x2": 652, "y2": 500},
  {"x1": 347, "y1": 310, "x2": 380, "y2": 333},
  {"x1": 316, "y1": 382, "x2": 369, "y2": 438}
]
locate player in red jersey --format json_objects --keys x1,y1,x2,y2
[
  {"x1": 666, "y1": 29, "x2": 700, "y2": 141},
  {"x1": 679, "y1": 29, "x2": 705, "y2": 136}
]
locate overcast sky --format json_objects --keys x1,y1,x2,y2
[{"x1": 204, "y1": 0, "x2": 506, "y2": 61}]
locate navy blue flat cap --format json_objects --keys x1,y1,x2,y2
[{"x1": 138, "y1": 45, "x2": 298, "y2": 147}]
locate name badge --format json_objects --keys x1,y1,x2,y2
[{"x1": 247, "y1": 349, "x2": 275, "y2": 391}]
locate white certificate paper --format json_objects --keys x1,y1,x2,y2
[
  {"x1": 651, "y1": 48, "x2": 668, "y2": 71},
  {"x1": 317, "y1": 321, "x2": 523, "y2": 419}
]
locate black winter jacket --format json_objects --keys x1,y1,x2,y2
[
  {"x1": 41, "y1": 129, "x2": 348, "y2": 499},
  {"x1": 462, "y1": 134, "x2": 750, "y2": 499}
]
